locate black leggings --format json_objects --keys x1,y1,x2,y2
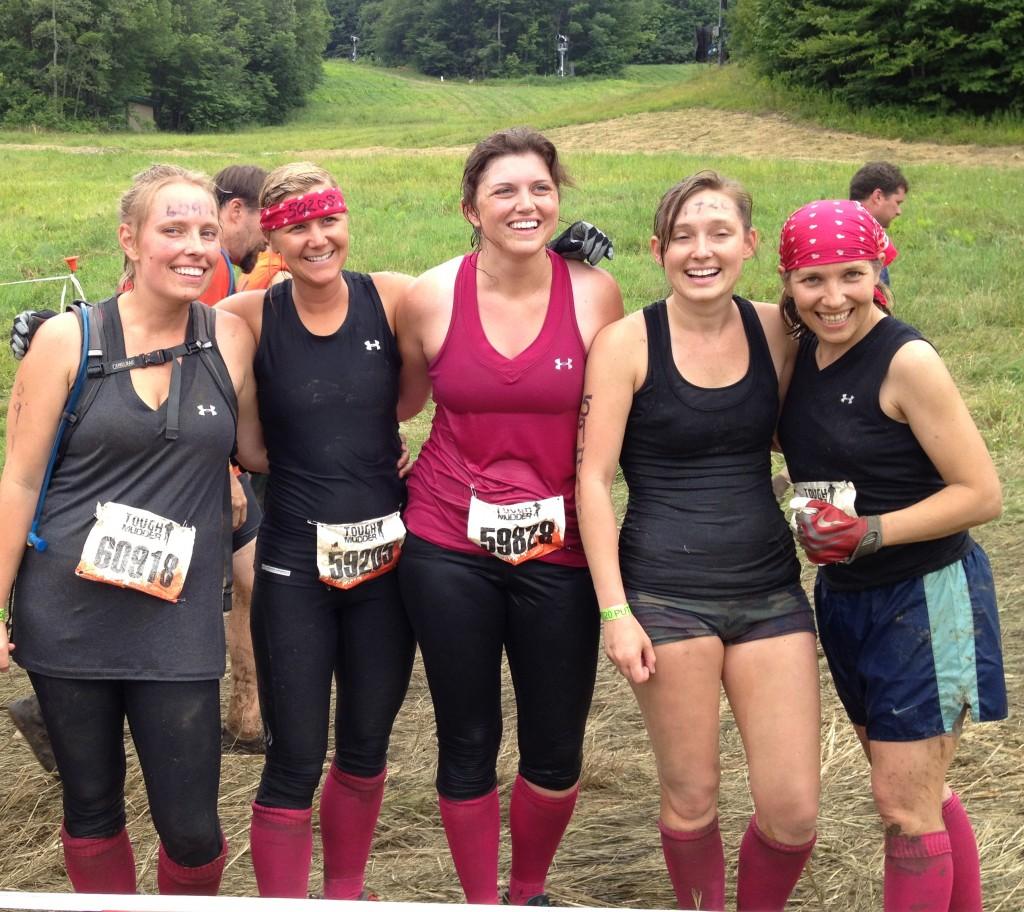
[
  {"x1": 251, "y1": 571, "x2": 415, "y2": 808},
  {"x1": 29, "y1": 672, "x2": 222, "y2": 866},
  {"x1": 398, "y1": 532, "x2": 599, "y2": 800}
]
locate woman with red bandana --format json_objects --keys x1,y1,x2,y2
[
  {"x1": 576, "y1": 171, "x2": 818, "y2": 911},
  {"x1": 217, "y1": 161, "x2": 416, "y2": 901},
  {"x1": 396, "y1": 128, "x2": 622, "y2": 905},
  {"x1": 776, "y1": 199, "x2": 1007, "y2": 911}
]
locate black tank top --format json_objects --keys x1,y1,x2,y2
[
  {"x1": 778, "y1": 316, "x2": 971, "y2": 590},
  {"x1": 254, "y1": 274, "x2": 405, "y2": 585},
  {"x1": 13, "y1": 298, "x2": 236, "y2": 680},
  {"x1": 618, "y1": 297, "x2": 800, "y2": 599}
]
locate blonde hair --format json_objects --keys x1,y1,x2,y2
[
  {"x1": 119, "y1": 164, "x2": 216, "y2": 287},
  {"x1": 259, "y1": 162, "x2": 339, "y2": 211}
]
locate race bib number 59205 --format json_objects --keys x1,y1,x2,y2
[
  {"x1": 76, "y1": 502, "x2": 195, "y2": 602},
  {"x1": 315, "y1": 511, "x2": 406, "y2": 590},
  {"x1": 467, "y1": 494, "x2": 565, "y2": 565}
]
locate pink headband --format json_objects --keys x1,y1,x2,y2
[
  {"x1": 260, "y1": 188, "x2": 348, "y2": 232},
  {"x1": 779, "y1": 199, "x2": 896, "y2": 272}
]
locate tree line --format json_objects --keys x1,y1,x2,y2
[
  {"x1": 325, "y1": 0, "x2": 718, "y2": 77},
  {"x1": 0, "y1": 0, "x2": 330, "y2": 131},
  {"x1": 730, "y1": 0, "x2": 1024, "y2": 115}
]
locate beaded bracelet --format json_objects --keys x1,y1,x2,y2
[{"x1": 599, "y1": 603, "x2": 631, "y2": 622}]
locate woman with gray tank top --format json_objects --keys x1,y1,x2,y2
[{"x1": 0, "y1": 164, "x2": 264, "y2": 897}]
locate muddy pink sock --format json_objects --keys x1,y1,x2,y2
[
  {"x1": 659, "y1": 817, "x2": 726, "y2": 911},
  {"x1": 250, "y1": 802, "x2": 312, "y2": 898},
  {"x1": 320, "y1": 765, "x2": 387, "y2": 899},
  {"x1": 438, "y1": 789, "x2": 500, "y2": 904},
  {"x1": 736, "y1": 815, "x2": 816, "y2": 911},
  {"x1": 157, "y1": 835, "x2": 226, "y2": 896},
  {"x1": 943, "y1": 793, "x2": 982, "y2": 912},
  {"x1": 884, "y1": 831, "x2": 952, "y2": 912},
  {"x1": 508, "y1": 775, "x2": 578, "y2": 904},
  {"x1": 60, "y1": 824, "x2": 137, "y2": 894}
]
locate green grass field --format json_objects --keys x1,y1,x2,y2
[{"x1": 0, "y1": 61, "x2": 1022, "y2": 907}]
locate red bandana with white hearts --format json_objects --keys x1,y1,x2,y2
[
  {"x1": 779, "y1": 199, "x2": 896, "y2": 272},
  {"x1": 260, "y1": 188, "x2": 348, "y2": 232}
]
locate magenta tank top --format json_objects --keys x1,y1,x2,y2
[{"x1": 404, "y1": 250, "x2": 588, "y2": 567}]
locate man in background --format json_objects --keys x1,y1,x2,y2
[{"x1": 849, "y1": 161, "x2": 909, "y2": 286}]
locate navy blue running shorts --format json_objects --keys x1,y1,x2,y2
[
  {"x1": 231, "y1": 472, "x2": 262, "y2": 553},
  {"x1": 815, "y1": 544, "x2": 1007, "y2": 742},
  {"x1": 627, "y1": 582, "x2": 814, "y2": 646}
]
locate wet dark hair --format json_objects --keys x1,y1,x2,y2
[
  {"x1": 651, "y1": 169, "x2": 753, "y2": 259},
  {"x1": 779, "y1": 263, "x2": 893, "y2": 339},
  {"x1": 213, "y1": 164, "x2": 268, "y2": 210},
  {"x1": 849, "y1": 161, "x2": 909, "y2": 202},
  {"x1": 461, "y1": 127, "x2": 573, "y2": 248}
]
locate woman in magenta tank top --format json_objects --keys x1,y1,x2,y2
[{"x1": 396, "y1": 128, "x2": 623, "y2": 904}]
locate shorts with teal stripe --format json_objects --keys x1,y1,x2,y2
[{"x1": 814, "y1": 544, "x2": 1007, "y2": 741}]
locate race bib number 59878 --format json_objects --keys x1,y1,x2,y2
[
  {"x1": 467, "y1": 494, "x2": 565, "y2": 565},
  {"x1": 76, "y1": 502, "x2": 195, "y2": 602}
]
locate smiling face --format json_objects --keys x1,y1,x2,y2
[
  {"x1": 651, "y1": 188, "x2": 756, "y2": 308},
  {"x1": 119, "y1": 181, "x2": 221, "y2": 303},
  {"x1": 784, "y1": 258, "x2": 883, "y2": 351},
  {"x1": 462, "y1": 152, "x2": 560, "y2": 256},
  {"x1": 267, "y1": 183, "x2": 349, "y2": 285}
]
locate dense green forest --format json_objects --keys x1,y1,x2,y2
[
  {"x1": 325, "y1": 0, "x2": 718, "y2": 77},
  {"x1": 0, "y1": 0, "x2": 330, "y2": 131},
  {"x1": 731, "y1": 0, "x2": 1024, "y2": 115},
  {"x1": 2, "y1": 0, "x2": 1021, "y2": 131}
]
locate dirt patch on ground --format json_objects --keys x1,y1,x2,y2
[
  {"x1": 545, "y1": 108, "x2": 1024, "y2": 168},
  {"x1": 5, "y1": 108, "x2": 1024, "y2": 167}
]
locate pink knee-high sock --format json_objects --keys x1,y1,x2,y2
[
  {"x1": 659, "y1": 817, "x2": 726, "y2": 911},
  {"x1": 157, "y1": 835, "x2": 227, "y2": 896},
  {"x1": 884, "y1": 830, "x2": 953, "y2": 912},
  {"x1": 943, "y1": 792, "x2": 982, "y2": 912},
  {"x1": 250, "y1": 802, "x2": 313, "y2": 898},
  {"x1": 736, "y1": 815, "x2": 816, "y2": 911},
  {"x1": 508, "y1": 775, "x2": 579, "y2": 904},
  {"x1": 60, "y1": 824, "x2": 137, "y2": 894},
  {"x1": 438, "y1": 789, "x2": 500, "y2": 904},
  {"x1": 320, "y1": 765, "x2": 387, "y2": 899}
]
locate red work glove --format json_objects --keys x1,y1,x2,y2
[{"x1": 794, "y1": 499, "x2": 883, "y2": 565}]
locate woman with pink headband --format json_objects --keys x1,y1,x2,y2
[
  {"x1": 577, "y1": 170, "x2": 818, "y2": 911},
  {"x1": 777, "y1": 199, "x2": 1007, "y2": 911},
  {"x1": 216, "y1": 161, "x2": 416, "y2": 900}
]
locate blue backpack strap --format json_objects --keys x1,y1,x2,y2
[{"x1": 27, "y1": 300, "x2": 97, "y2": 551}]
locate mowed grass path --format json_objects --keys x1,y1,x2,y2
[{"x1": 0, "y1": 63, "x2": 1021, "y2": 907}]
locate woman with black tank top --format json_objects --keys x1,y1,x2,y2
[
  {"x1": 577, "y1": 171, "x2": 819, "y2": 911},
  {"x1": 216, "y1": 161, "x2": 418, "y2": 900},
  {"x1": 0, "y1": 164, "x2": 264, "y2": 897},
  {"x1": 776, "y1": 199, "x2": 1006, "y2": 911}
]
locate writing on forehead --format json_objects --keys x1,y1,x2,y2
[
  {"x1": 680, "y1": 198, "x2": 734, "y2": 218},
  {"x1": 165, "y1": 201, "x2": 217, "y2": 218}
]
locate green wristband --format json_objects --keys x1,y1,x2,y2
[{"x1": 600, "y1": 603, "x2": 631, "y2": 622}]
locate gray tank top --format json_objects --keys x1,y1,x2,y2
[{"x1": 12, "y1": 298, "x2": 237, "y2": 680}]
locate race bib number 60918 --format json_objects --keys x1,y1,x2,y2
[
  {"x1": 467, "y1": 494, "x2": 565, "y2": 565},
  {"x1": 76, "y1": 502, "x2": 195, "y2": 602}
]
